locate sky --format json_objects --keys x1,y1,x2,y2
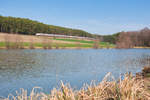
[{"x1": 0, "y1": 0, "x2": 150, "y2": 35}]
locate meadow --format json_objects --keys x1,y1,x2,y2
[{"x1": 0, "y1": 33, "x2": 115, "y2": 49}]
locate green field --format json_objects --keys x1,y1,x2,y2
[
  {"x1": 54, "y1": 38, "x2": 115, "y2": 48},
  {"x1": 0, "y1": 38, "x2": 115, "y2": 49},
  {"x1": 0, "y1": 42, "x2": 93, "y2": 48}
]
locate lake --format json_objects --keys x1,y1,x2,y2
[{"x1": 0, "y1": 49, "x2": 150, "y2": 97}]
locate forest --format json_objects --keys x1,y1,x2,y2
[
  {"x1": 0, "y1": 15, "x2": 94, "y2": 38},
  {"x1": 0, "y1": 15, "x2": 122, "y2": 44},
  {"x1": 116, "y1": 28, "x2": 150, "y2": 48},
  {"x1": 102, "y1": 32, "x2": 120, "y2": 44},
  {"x1": 1, "y1": 15, "x2": 150, "y2": 48}
]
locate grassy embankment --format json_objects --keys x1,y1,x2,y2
[
  {"x1": 0, "y1": 33, "x2": 115, "y2": 49},
  {"x1": 0, "y1": 42, "x2": 93, "y2": 48},
  {"x1": 54, "y1": 38, "x2": 115, "y2": 48},
  {"x1": 3, "y1": 68, "x2": 150, "y2": 100}
]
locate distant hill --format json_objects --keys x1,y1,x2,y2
[
  {"x1": 102, "y1": 32, "x2": 120, "y2": 44},
  {"x1": 0, "y1": 15, "x2": 95, "y2": 38}
]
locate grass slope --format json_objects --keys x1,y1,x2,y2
[
  {"x1": 0, "y1": 33, "x2": 115, "y2": 49},
  {"x1": 54, "y1": 38, "x2": 115, "y2": 48}
]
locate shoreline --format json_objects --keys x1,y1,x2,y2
[
  {"x1": 0, "y1": 46, "x2": 113, "y2": 50},
  {"x1": 2, "y1": 68, "x2": 150, "y2": 100},
  {"x1": 0, "y1": 46, "x2": 150, "y2": 50},
  {"x1": 0, "y1": 33, "x2": 115, "y2": 49},
  {"x1": 134, "y1": 46, "x2": 150, "y2": 49}
]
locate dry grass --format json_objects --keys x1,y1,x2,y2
[
  {"x1": 0, "y1": 33, "x2": 94, "y2": 49},
  {"x1": 3, "y1": 72, "x2": 150, "y2": 100},
  {"x1": 93, "y1": 39, "x2": 99, "y2": 49},
  {"x1": 0, "y1": 33, "x2": 115, "y2": 49},
  {"x1": 142, "y1": 66, "x2": 150, "y2": 74},
  {"x1": 0, "y1": 33, "x2": 86, "y2": 44},
  {"x1": 3, "y1": 34, "x2": 25, "y2": 49}
]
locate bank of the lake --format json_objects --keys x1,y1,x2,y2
[{"x1": 0, "y1": 33, "x2": 115, "y2": 49}]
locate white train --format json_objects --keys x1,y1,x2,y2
[{"x1": 36, "y1": 33, "x2": 95, "y2": 40}]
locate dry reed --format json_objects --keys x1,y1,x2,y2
[
  {"x1": 3, "y1": 72, "x2": 150, "y2": 100},
  {"x1": 93, "y1": 39, "x2": 99, "y2": 49},
  {"x1": 29, "y1": 37, "x2": 35, "y2": 49},
  {"x1": 4, "y1": 34, "x2": 24, "y2": 49},
  {"x1": 4, "y1": 34, "x2": 11, "y2": 49},
  {"x1": 76, "y1": 41, "x2": 81, "y2": 49},
  {"x1": 55, "y1": 43, "x2": 59, "y2": 49},
  {"x1": 42, "y1": 37, "x2": 52, "y2": 49}
]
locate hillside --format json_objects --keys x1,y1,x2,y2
[{"x1": 0, "y1": 16, "x2": 94, "y2": 38}]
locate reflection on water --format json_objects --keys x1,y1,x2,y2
[{"x1": 0, "y1": 49, "x2": 150, "y2": 97}]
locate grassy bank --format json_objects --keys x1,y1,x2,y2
[
  {"x1": 0, "y1": 33, "x2": 115, "y2": 49},
  {"x1": 2, "y1": 72, "x2": 150, "y2": 100},
  {"x1": 54, "y1": 38, "x2": 115, "y2": 48},
  {"x1": 0, "y1": 42, "x2": 115, "y2": 49},
  {"x1": 0, "y1": 42, "x2": 93, "y2": 49}
]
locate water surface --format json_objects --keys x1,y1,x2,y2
[{"x1": 0, "y1": 49, "x2": 150, "y2": 97}]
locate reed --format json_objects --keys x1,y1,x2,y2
[
  {"x1": 93, "y1": 39, "x2": 99, "y2": 49},
  {"x1": 42, "y1": 37, "x2": 52, "y2": 49},
  {"x1": 4, "y1": 34, "x2": 11, "y2": 49},
  {"x1": 76, "y1": 41, "x2": 81, "y2": 49},
  {"x1": 3, "y1": 72, "x2": 150, "y2": 100},
  {"x1": 55, "y1": 43, "x2": 59, "y2": 49},
  {"x1": 4, "y1": 34, "x2": 24, "y2": 49},
  {"x1": 29, "y1": 38, "x2": 35, "y2": 49},
  {"x1": 47, "y1": 42, "x2": 52, "y2": 49}
]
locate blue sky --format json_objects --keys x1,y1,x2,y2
[{"x1": 0, "y1": 0, "x2": 150, "y2": 35}]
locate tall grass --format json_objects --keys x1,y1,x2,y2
[
  {"x1": 4, "y1": 34, "x2": 24, "y2": 49},
  {"x1": 55, "y1": 43, "x2": 59, "y2": 49},
  {"x1": 3, "y1": 72, "x2": 150, "y2": 100},
  {"x1": 76, "y1": 41, "x2": 81, "y2": 49},
  {"x1": 29, "y1": 38, "x2": 35, "y2": 49},
  {"x1": 4, "y1": 34, "x2": 11, "y2": 49},
  {"x1": 42, "y1": 37, "x2": 52, "y2": 49},
  {"x1": 93, "y1": 39, "x2": 99, "y2": 49}
]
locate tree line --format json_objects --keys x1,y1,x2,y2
[
  {"x1": 101, "y1": 32, "x2": 120, "y2": 44},
  {"x1": 0, "y1": 15, "x2": 123, "y2": 44},
  {"x1": 0, "y1": 15, "x2": 94, "y2": 38},
  {"x1": 101, "y1": 27, "x2": 150, "y2": 48},
  {"x1": 2, "y1": 15, "x2": 150, "y2": 48},
  {"x1": 116, "y1": 27, "x2": 150, "y2": 48}
]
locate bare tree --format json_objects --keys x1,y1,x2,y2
[{"x1": 116, "y1": 28, "x2": 150, "y2": 48}]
